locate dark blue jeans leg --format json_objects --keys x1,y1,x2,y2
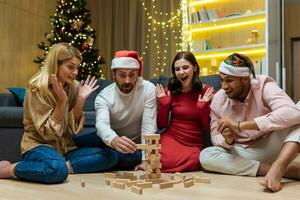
[
  {"x1": 14, "y1": 146, "x2": 68, "y2": 184},
  {"x1": 73, "y1": 131, "x2": 142, "y2": 170},
  {"x1": 65, "y1": 147, "x2": 118, "y2": 173},
  {"x1": 115, "y1": 150, "x2": 142, "y2": 170}
]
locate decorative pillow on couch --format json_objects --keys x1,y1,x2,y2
[{"x1": 6, "y1": 87, "x2": 26, "y2": 106}]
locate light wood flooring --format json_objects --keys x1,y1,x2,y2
[{"x1": 0, "y1": 169, "x2": 299, "y2": 200}]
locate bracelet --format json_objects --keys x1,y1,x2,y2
[{"x1": 238, "y1": 121, "x2": 241, "y2": 132}]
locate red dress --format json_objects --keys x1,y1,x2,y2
[{"x1": 158, "y1": 86, "x2": 211, "y2": 172}]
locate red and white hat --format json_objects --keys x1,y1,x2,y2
[{"x1": 111, "y1": 50, "x2": 143, "y2": 76}]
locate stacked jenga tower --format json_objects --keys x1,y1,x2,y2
[{"x1": 137, "y1": 134, "x2": 161, "y2": 184}]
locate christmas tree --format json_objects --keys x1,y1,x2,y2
[{"x1": 34, "y1": 0, "x2": 105, "y2": 80}]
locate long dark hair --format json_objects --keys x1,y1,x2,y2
[{"x1": 168, "y1": 51, "x2": 203, "y2": 94}]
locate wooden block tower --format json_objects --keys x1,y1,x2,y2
[{"x1": 137, "y1": 134, "x2": 161, "y2": 183}]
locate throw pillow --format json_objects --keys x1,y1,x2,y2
[{"x1": 7, "y1": 87, "x2": 26, "y2": 106}]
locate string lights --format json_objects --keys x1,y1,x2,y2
[{"x1": 140, "y1": 0, "x2": 184, "y2": 77}]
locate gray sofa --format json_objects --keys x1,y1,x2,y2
[{"x1": 0, "y1": 75, "x2": 221, "y2": 162}]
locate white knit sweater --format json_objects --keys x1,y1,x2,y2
[{"x1": 95, "y1": 77, "x2": 157, "y2": 147}]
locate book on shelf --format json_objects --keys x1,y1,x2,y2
[
  {"x1": 190, "y1": 8, "x2": 221, "y2": 23},
  {"x1": 189, "y1": 40, "x2": 211, "y2": 52}
]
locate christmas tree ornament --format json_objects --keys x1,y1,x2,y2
[
  {"x1": 34, "y1": 0, "x2": 105, "y2": 80},
  {"x1": 72, "y1": 19, "x2": 84, "y2": 31},
  {"x1": 60, "y1": 27, "x2": 65, "y2": 34},
  {"x1": 86, "y1": 37, "x2": 94, "y2": 46},
  {"x1": 82, "y1": 42, "x2": 89, "y2": 50}
]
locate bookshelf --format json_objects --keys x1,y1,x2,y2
[{"x1": 184, "y1": 0, "x2": 267, "y2": 76}]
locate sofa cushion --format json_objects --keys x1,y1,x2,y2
[
  {"x1": 158, "y1": 75, "x2": 170, "y2": 87},
  {"x1": 84, "y1": 111, "x2": 96, "y2": 127},
  {"x1": 6, "y1": 87, "x2": 26, "y2": 106},
  {"x1": 0, "y1": 94, "x2": 18, "y2": 106},
  {"x1": 0, "y1": 107, "x2": 24, "y2": 127},
  {"x1": 201, "y1": 74, "x2": 221, "y2": 91},
  {"x1": 84, "y1": 79, "x2": 113, "y2": 111}
]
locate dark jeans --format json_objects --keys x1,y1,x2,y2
[
  {"x1": 14, "y1": 145, "x2": 117, "y2": 184},
  {"x1": 74, "y1": 131, "x2": 142, "y2": 170}
]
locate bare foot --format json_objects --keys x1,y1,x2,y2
[{"x1": 260, "y1": 163, "x2": 285, "y2": 192}]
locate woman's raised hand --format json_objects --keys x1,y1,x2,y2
[
  {"x1": 198, "y1": 87, "x2": 214, "y2": 102},
  {"x1": 78, "y1": 75, "x2": 99, "y2": 100},
  {"x1": 156, "y1": 84, "x2": 170, "y2": 98},
  {"x1": 50, "y1": 74, "x2": 68, "y2": 104}
]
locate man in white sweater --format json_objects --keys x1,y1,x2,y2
[{"x1": 95, "y1": 50, "x2": 157, "y2": 170}]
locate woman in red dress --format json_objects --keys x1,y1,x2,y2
[{"x1": 156, "y1": 51, "x2": 214, "y2": 172}]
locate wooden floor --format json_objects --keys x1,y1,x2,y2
[{"x1": 0, "y1": 170, "x2": 299, "y2": 200}]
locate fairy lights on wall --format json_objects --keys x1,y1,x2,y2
[{"x1": 140, "y1": 0, "x2": 184, "y2": 77}]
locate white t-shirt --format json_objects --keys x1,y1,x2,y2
[{"x1": 95, "y1": 77, "x2": 157, "y2": 147}]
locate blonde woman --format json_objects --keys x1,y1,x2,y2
[{"x1": 0, "y1": 43, "x2": 116, "y2": 183}]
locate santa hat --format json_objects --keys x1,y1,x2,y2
[
  {"x1": 111, "y1": 50, "x2": 142, "y2": 76},
  {"x1": 219, "y1": 53, "x2": 253, "y2": 77}
]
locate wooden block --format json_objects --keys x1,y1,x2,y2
[
  {"x1": 175, "y1": 172, "x2": 185, "y2": 180},
  {"x1": 136, "y1": 181, "x2": 152, "y2": 189},
  {"x1": 127, "y1": 180, "x2": 145, "y2": 187},
  {"x1": 104, "y1": 172, "x2": 117, "y2": 179},
  {"x1": 184, "y1": 180, "x2": 194, "y2": 188},
  {"x1": 80, "y1": 180, "x2": 85, "y2": 187},
  {"x1": 193, "y1": 176, "x2": 210, "y2": 184},
  {"x1": 145, "y1": 154, "x2": 161, "y2": 160},
  {"x1": 170, "y1": 175, "x2": 174, "y2": 180},
  {"x1": 112, "y1": 181, "x2": 125, "y2": 190},
  {"x1": 184, "y1": 177, "x2": 193, "y2": 182},
  {"x1": 143, "y1": 134, "x2": 160, "y2": 140},
  {"x1": 130, "y1": 175, "x2": 138, "y2": 180},
  {"x1": 105, "y1": 178, "x2": 111, "y2": 185},
  {"x1": 114, "y1": 179, "x2": 131, "y2": 184},
  {"x1": 131, "y1": 185, "x2": 143, "y2": 195},
  {"x1": 147, "y1": 178, "x2": 161, "y2": 184},
  {"x1": 123, "y1": 172, "x2": 134, "y2": 177},
  {"x1": 159, "y1": 181, "x2": 174, "y2": 189},
  {"x1": 136, "y1": 144, "x2": 161, "y2": 150},
  {"x1": 140, "y1": 174, "x2": 147, "y2": 179}
]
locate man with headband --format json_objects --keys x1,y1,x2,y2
[
  {"x1": 94, "y1": 50, "x2": 157, "y2": 171},
  {"x1": 200, "y1": 53, "x2": 300, "y2": 192}
]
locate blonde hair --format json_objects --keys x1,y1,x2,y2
[{"x1": 27, "y1": 43, "x2": 82, "y2": 95}]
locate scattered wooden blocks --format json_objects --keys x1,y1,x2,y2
[
  {"x1": 112, "y1": 181, "x2": 125, "y2": 190},
  {"x1": 136, "y1": 181, "x2": 152, "y2": 189},
  {"x1": 131, "y1": 185, "x2": 143, "y2": 195},
  {"x1": 104, "y1": 172, "x2": 117, "y2": 179},
  {"x1": 159, "y1": 181, "x2": 174, "y2": 189},
  {"x1": 193, "y1": 176, "x2": 210, "y2": 184},
  {"x1": 114, "y1": 179, "x2": 131, "y2": 184},
  {"x1": 127, "y1": 180, "x2": 144, "y2": 187},
  {"x1": 184, "y1": 180, "x2": 194, "y2": 188}
]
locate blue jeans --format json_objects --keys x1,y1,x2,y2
[
  {"x1": 14, "y1": 145, "x2": 117, "y2": 184},
  {"x1": 74, "y1": 131, "x2": 142, "y2": 170}
]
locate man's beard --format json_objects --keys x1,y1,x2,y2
[{"x1": 117, "y1": 82, "x2": 134, "y2": 94}]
